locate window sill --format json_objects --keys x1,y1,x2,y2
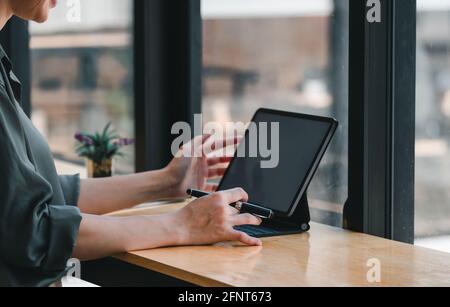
[{"x1": 55, "y1": 159, "x2": 86, "y2": 179}]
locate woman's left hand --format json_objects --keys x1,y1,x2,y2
[{"x1": 165, "y1": 135, "x2": 240, "y2": 198}]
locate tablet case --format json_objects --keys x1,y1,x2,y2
[{"x1": 261, "y1": 192, "x2": 311, "y2": 233}]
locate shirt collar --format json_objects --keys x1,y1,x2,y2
[
  {"x1": 0, "y1": 45, "x2": 7, "y2": 87},
  {"x1": 0, "y1": 43, "x2": 21, "y2": 101},
  {"x1": 0, "y1": 43, "x2": 6, "y2": 58},
  {"x1": 0, "y1": 44, "x2": 13, "y2": 73},
  {"x1": 0, "y1": 44, "x2": 10, "y2": 62}
]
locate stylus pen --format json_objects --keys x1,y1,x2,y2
[{"x1": 187, "y1": 189, "x2": 274, "y2": 219}]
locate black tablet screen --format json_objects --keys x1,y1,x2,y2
[{"x1": 218, "y1": 110, "x2": 334, "y2": 215}]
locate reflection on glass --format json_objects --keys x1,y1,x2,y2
[
  {"x1": 202, "y1": 0, "x2": 349, "y2": 227},
  {"x1": 30, "y1": 0, "x2": 134, "y2": 174},
  {"x1": 416, "y1": 1, "x2": 450, "y2": 253}
]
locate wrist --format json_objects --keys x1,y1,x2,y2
[
  {"x1": 136, "y1": 168, "x2": 180, "y2": 203},
  {"x1": 169, "y1": 210, "x2": 189, "y2": 246},
  {"x1": 121, "y1": 214, "x2": 186, "y2": 251},
  {"x1": 161, "y1": 165, "x2": 183, "y2": 198}
]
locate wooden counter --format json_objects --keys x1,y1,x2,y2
[{"x1": 108, "y1": 202, "x2": 450, "y2": 287}]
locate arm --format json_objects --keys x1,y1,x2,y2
[
  {"x1": 73, "y1": 188, "x2": 262, "y2": 261},
  {"x1": 77, "y1": 169, "x2": 177, "y2": 215},
  {"x1": 73, "y1": 213, "x2": 180, "y2": 260},
  {"x1": 0, "y1": 106, "x2": 81, "y2": 275}
]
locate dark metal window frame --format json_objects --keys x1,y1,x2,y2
[
  {"x1": 346, "y1": 0, "x2": 416, "y2": 243},
  {"x1": 134, "y1": 0, "x2": 202, "y2": 171},
  {"x1": 1, "y1": 0, "x2": 416, "y2": 243}
]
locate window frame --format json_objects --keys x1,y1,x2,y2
[
  {"x1": 134, "y1": 0, "x2": 202, "y2": 171},
  {"x1": 346, "y1": 0, "x2": 416, "y2": 243}
]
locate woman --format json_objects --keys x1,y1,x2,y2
[{"x1": 0, "y1": 0, "x2": 261, "y2": 287}]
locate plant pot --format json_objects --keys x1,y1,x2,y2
[{"x1": 86, "y1": 159, "x2": 114, "y2": 178}]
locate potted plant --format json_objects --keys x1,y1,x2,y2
[{"x1": 74, "y1": 123, "x2": 134, "y2": 178}]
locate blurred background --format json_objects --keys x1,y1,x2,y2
[
  {"x1": 27, "y1": 0, "x2": 450, "y2": 252},
  {"x1": 29, "y1": 0, "x2": 135, "y2": 174},
  {"x1": 415, "y1": 0, "x2": 450, "y2": 251}
]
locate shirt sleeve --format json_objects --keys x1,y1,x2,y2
[
  {"x1": 0, "y1": 108, "x2": 82, "y2": 275},
  {"x1": 58, "y1": 175, "x2": 81, "y2": 207}
]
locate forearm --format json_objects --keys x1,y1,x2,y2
[
  {"x1": 77, "y1": 168, "x2": 177, "y2": 215},
  {"x1": 72, "y1": 213, "x2": 182, "y2": 261}
]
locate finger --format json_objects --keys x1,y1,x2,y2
[
  {"x1": 208, "y1": 168, "x2": 227, "y2": 179},
  {"x1": 180, "y1": 135, "x2": 209, "y2": 157},
  {"x1": 207, "y1": 156, "x2": 233, "y2": 166},
  {"x1": 232, "y1": 213, "x2": 262, "y2": 226},
  {"x1": 183, "y1": 134, "x2": 212, "y2": 157},
  {"x1": 231, "y1": 230, "x2": 262, "y2": 246},
  {"x1": 204, "y1": 136, "x2": 241, "y2": 152},
  {"x1": 218, "y1": 188, "x2": 249, "y2": 204},
  {"x1": 228, "y1": 206, "x2": 240, "y2": 215},
  {"x1": 198, "y1": 134, "x2": 213, "y2": 146},
  {"x1": 205, "y1": 184, "x2": 218, "y2": 192}
]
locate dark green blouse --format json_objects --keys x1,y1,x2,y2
[{"x1": 0, "y1": 45, "x2": 82, "y2": 287}]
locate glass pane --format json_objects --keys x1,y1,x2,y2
[
  {"x1": 202, "y1": 0, "x2": 349, "y2": 227},
  {"x1": 29, "y1": 0, "x2": 134, "y2": 174},
  {"x1": 416, "y1": 1, "x2": 450, "y2": 253}
]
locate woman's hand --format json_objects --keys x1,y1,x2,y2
[
  {"x1": 77, "y1": 135, "x2": 240, "y2": 215},
  {"x1": 165, "y1": 135, "x2": 239, "y2": 198},
  {"x1": 173, "y1": 188, "x2": 263, "y2": 246}
]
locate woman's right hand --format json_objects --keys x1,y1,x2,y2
[{"x1": 174, "y1": 188, "x2": 263, "y2": 246}]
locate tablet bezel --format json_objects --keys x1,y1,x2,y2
[{"x1": 217, "y1": 108, "x2": 338, "y2": 218}]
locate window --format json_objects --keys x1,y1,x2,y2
[
  {"x1": 202, "y1": 0, "x2": 349, "y2": 226},
  {"x1": 415, "y1": 0, "x2": 450, "y2": 252},
  {"x1": 29, "y1": 0, "x2": 134, "y2": 174}
]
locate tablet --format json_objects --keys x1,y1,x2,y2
[{"x1": 218, "y1": 108, "x2": 338, "y2": 218}]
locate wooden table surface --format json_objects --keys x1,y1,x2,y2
[{"x1": 108, "y1": 201, "x2": 450, "y2": 287}]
